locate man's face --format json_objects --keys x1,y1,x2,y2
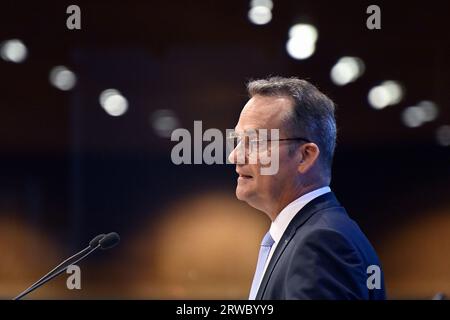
[{"x1": 229, "y1": 95, "x2": 301, "y2": 215}]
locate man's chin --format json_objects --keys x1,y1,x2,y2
[
  {"x1": 235, "y1": 188, "x2": 244, "y2": 201},
  {"x1": 236, "y1": 187, "x2": 254, "y2": 203},
  {"x1": 236, "y1": 188, "x2": 267, "y2": 213}
]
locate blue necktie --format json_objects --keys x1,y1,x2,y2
[{"x1": 249, "y1": 231, "x2": 275, "y2": 300}]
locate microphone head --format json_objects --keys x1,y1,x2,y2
[
  {"x1": 89, "y1": 234, "x2": 106, "y2": 248},
  {"x1": 99, "y1": 232, "x2": 120, "y2": 250}
]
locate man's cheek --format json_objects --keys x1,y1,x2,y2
[{"x1": 259, "y1": 149, "x2": 280, "y2": 176}]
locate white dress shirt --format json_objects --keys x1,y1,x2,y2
[{"x1": 257, "y1": 186, "x2": 331, "y2": 291}]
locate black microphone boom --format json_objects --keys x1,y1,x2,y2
[
  {"x1": 13, "y1": 232, "x2": 119, "y2": 300},
  {"x1": 99, "y1": 232, "x2": 120, "y2": 249},
  {"x1": 89, "y1": 233, "x2": 107, "y2": 248}
]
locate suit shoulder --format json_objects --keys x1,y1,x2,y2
[{"x1": 295, "y1": 206, "x2": 381, "y2": 264}]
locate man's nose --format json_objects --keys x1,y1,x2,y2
[
  {"x1": 228, "y1": 142, "x2": 247, "y2": 164},
  {"x1": 228, "y1": 146, "x2": 236, "y2": 164}
]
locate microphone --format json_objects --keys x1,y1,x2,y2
[
  {"x1": 99, "y1": 232, "x2": 120, "y2": 249},
  {"x1": 13, "y1": 232, "x2": 120, "y2": 300},
  {"x1": 90, "y1": 233, "x2": 107, "y2": 247}
]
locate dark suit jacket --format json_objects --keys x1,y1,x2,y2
[{"x1": 256, "y1": 192, "x2": 386, "y2": 300}]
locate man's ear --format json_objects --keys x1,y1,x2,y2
[{"x1": 298, "y1": 143, "x2": 320, "y2": 173}]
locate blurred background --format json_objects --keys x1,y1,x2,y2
[{"x1": 0, "y1": 0, "x2": 449, "y2": 299}]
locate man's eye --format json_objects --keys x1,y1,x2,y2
[
  {"x1": 249, "y1": 140, "x2": 260, "y2": 148},
  {"x1": 227, "y1": 137, "x2": 238, "y2": 144}
]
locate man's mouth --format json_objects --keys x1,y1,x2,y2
[{"x1": 237, "y1": 170, "x2": 253, "y2": 179}]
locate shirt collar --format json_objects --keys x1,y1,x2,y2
[{"x1": 269, "y1": 186, "x2": 331, "y2": 243}]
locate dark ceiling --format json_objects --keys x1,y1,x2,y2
[{"x1": 0, "y1": 0, "x2": 448, "y2": 154}]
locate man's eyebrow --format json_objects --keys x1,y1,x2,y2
[
  {"x1": 231, "y1": 128, "x2": 268, "y2": 136},
  {"x1": 243, "y1": 128, "x2": 262, "y2": 134}
]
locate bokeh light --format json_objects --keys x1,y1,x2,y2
[
  {"x1": 248, "y1": 6, "x2": 272, "y2": 25},
  {"x1": 0, "y1": 39, "x2": 28, "y2": 63},
  {"x1": 151, "y1": 109, "x2": 180, "y2": 138},
  {"x1": 435, "y1": 125, "x2": 450, "y2": 146},
  {"x1": 99, "y1": 89, "x2": 128, "y2": 117},
  {"x1": 401, "y1": 101, "x2": 439, "y2": 128},
  {"x1": 368, "y1": 80, "x2": 404, "y2": 109},
  {"x1": 330, "y1": 56, "x2": 365, "y2": 86},
  {"x1": 49, "y1": 66, "x2": 77, "y2": 91},
  {"x1": 286, "y1": 24, "x2": 318, "y2": 60}
]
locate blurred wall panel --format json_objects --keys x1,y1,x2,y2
[
  {"x1": 123, "y1": 191, "x2": 268, "y2": 299},
  {"x1": 379, "y1": 203, "x2": 450, "y2": 299}
]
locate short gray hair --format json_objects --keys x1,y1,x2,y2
[{"x1": 247, "y1": 76, "x2": 337, "y2": 175}]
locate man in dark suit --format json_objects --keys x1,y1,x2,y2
[{"x1": 228, "y1": 76, "x2": 385, "y2": 300}]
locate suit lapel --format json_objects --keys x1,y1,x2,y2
[{"x1": 255, "y1": 192, "x2": 341, "y2": 299}]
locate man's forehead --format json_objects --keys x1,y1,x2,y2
[
  {"x1": 232, "y1": 128, "x2": 269, "y2": 135},
  {"x1": 236, "y1": 95, "x2": 292, "y2": 131},
  {"x1": 243, "y1": 94, "x2": 292, "y2": 112}
]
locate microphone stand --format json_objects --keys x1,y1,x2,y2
[{"x1": 13, "y1": 244, "x2": 100, "y2": 300}]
